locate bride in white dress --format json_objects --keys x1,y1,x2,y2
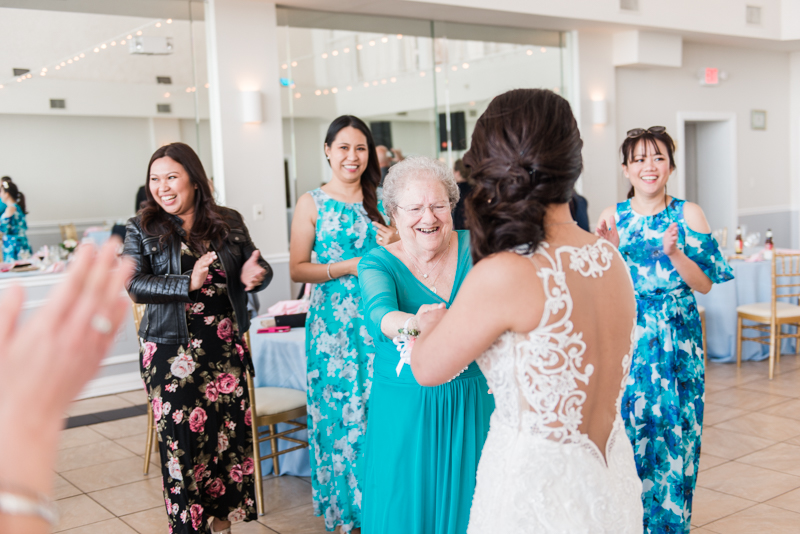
[{"x1": 410, "y1": 89, "x2": 644, "y2": 533}]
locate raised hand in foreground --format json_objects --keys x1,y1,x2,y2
[{"x1": 0, "y1": 238, "x2": 133, "y2": 533}]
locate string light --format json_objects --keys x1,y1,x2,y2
[
  {"x1": 462, "y1": 62, "x2": 469, "y2": 69},
  {"x1": 282, "y1": 64, "x2": 288, "y2": 69},
  {"x1": 120, "y1": 40, "x2": 126, "y2": 45},
  {"x1": 419, "y1": 71, "x2": 426, "y2": 77},
  {"x1": 331, "y1": 87, "x2": 338, "y2": 93},
  {"x1": 110, "y1": 41, "x2": 116, "y2": 46},
  {"x1": 541, "y1": 47, "x2": 547, "y2": 53},
  {"x1": 155, "y1": 22, "x2": 161, "y2": 28},
  {"x1": 321, "y1": 53, "x2": 328, "y2": 59},
  {"x1": 347, "y1": 86, "x2": 352, "y2": 91},
  {"x1": 390, "y1": 77, "x2": 397, "y2": 83},
  {"x1": 164, "y1": 92, "x2": 170, "y2": 97},
  {"x1": 381, "y1": 37, "x2": 388, "y2": 43},
  {"x1": 526, "y1": 49, "x2": 533, "y2": 55},
  {"x1": 397, "y1": 34, "x2": 403, "y2": 39},
  {"x1": 94, "y1": 48, "x2": 100, "y2": 52},
  {"x1": 451, "y1": 65, "x2": 458, "y2": 71},
  {"x1": 332, "y1": 50, "x2": 338, "y2": 56},
  {"x1": 291, "y1": 61, "x2": 297, "y2": 67},
  {"x1": 167, "y1": 19, "x2": 173, "y2": 24},
  {"x1": 372, "y1": 80, "x2": 378, "y2": 85},
  {"x1": 136, "y1": 30, "x2": 142, "y2": 36},
  {"x1": 435, "y1": 67, "x2": 441, "y2": 73},
  {"x1": 344, "y1": 48, "x2": 350, "y2": 53},
  {"x1": 369, "y1": 40, "x2": 376, "y2": 46},
  {"x1": 67, "y1": 59, "x2": 73, "y2": 64},
  {"x1": 315, "y1": 89, "x2": 322, "y2": 96},
  {"x1": 381, "y1": 79, "x2": 387, "y2": 84},
  {"x1": 363, "y1": 82, "x2": 369, "y2": 87},
  {"x1": 357, "y1": 44, "x2": 363, "y2": 50},
  {"x1": 323, "y1": 89, "x2": 329, "y2": 94},
  {"x1": 127, "y1": 34, "x2": 133, "y2": 39},
  {"x1": 100, "y1": 44, "x2": 106, "y2": 49},
  {"x1": 204, "y1": 83, "x2": 210, "y2": 88},
  {"x1": 294, "y1": 92, "x2": 301, "y2": 98}
]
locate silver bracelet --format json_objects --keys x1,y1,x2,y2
[
  {"x1": 326, "y1": 263, "x2": 333, "y2": 280},
  {"x1": 0, "y1": 490, "x2": 58, "y2": 526}
]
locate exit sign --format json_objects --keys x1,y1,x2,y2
[{"x1": 704, "y1": 68, "x2": 719, "y2": 85}]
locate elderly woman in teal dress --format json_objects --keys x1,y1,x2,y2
[
  {"x1": 597, "y1": 127, "x2": 733, "y2": 534},
  {"x1": 289, "y1": 115, "x2": 397, "y2": 533},
  {"x1": 358, "y1": 156, "x2": 494, "y2": 534},
  {"x1": 0, "y1": 180, "x2": 32, "y2": 262}
]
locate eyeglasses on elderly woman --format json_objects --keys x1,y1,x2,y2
[{"x1": 396, "y1": 203, "x2": 451, "y2": 217}]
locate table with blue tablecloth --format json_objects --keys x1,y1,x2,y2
[
  {"x1": 248, "y1": 324, "x2": 311, "y2": 476},
  {"x1": 695, "y1": 259, "x2": 797, "y2": 362}
]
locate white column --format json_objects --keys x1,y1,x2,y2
[
  {"x1": 575, "y1": 30, "x2": 619, "y2": 225},
  {"x1": 206, "y1": 0, "x2": 291, "y2": 307},
  {"x1": 790, "y1": 51, "x2": 800, "y2": 248}
]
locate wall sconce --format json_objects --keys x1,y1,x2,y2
[
  {"x1": 592, "y1": 99, "x2": 607, "y2": 126},
  {"x1": 240, "y1": 90, "x2": 262, "y2": 124}
]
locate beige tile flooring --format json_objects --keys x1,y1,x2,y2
[{"x1": 53, "y1": 357, "x2": 800, "y2": 533}]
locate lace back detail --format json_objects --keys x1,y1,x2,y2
[{"x1": 477, "y1": 239, "x2": 635, "y2": 459}]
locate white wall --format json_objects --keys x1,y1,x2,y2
[
  {"x1": 575, "y1": 30, "x2": 619, "y2": 225},
  {"x1": 616, "y1": 41, "x2": 791, "y2": 212}
]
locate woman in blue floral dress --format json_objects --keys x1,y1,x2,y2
[
  {"x1": 0, "y1": 180, "x2": 32, "y2": 262},
  {"x1": 597, "y1": 127, "x2": 733, "y2": 534},
  {"x1": 289, "y1": 116, "x2": 396, "y2": 533}
]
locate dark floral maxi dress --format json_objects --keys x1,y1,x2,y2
[{"x1": 140, "y1": 241, "x2": 258, "y2": 534}]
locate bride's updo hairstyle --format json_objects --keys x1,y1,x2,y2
[{"x1": 463, "y1": 88, "x2": 582, "y2": 263}]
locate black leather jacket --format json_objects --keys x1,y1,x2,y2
[{"x1": 124, "y1": 209, "x2": 272, "y2": 345}]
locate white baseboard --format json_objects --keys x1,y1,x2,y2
[{"x1": 76, "y1": 371, "x2": 143, "y2": 400}]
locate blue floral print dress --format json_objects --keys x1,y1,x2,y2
[
  {"x1": 0, "y1": 204, "x2": 32, "y2": 262},
  {"x1": 305, "y1": 188, "x2": 385, "y2": 532},
  {"x1": 616, "y1": 198, "x2": 733, "y2": 534}
]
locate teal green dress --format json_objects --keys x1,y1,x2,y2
[
  {"x1": 358, "y1": 230, "x2": 495, "y2": 534},
  {"x1": 305, "y1": 188, "x2": 383, "y2": 533},
  {"x1": 0, "y1": 203, "x2": 32, "y2": 262}
]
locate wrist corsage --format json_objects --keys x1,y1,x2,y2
[{"x1": 392, "y1": 317, "x2": 418, "y2": 377}]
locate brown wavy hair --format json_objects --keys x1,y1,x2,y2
[
  {"x1": 324, "y1": 115, "x2": 383, "y2": 224},
  {"x1": 139, "y1": 142, "x2": 229, "y2": 253},
  {"x1": 621, "y1": 128, "x2": 676, "y2": 210},
  {"x1": 463, "y1": 89, "x2": 583, "y2": 263}
]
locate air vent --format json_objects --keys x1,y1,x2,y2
[
  {"x1": 620, "y1": 0, "x2": 639, "y2": 11},
  {"x1": 156, "y1": 76, "x2": 172, "y2": 84},
  {"x1": 50, "y1": 99, "x2": 66, "y2": 109},
  {"x1": 157, "y1": 103, "x2": 172, "y2": 113},
  {"x1": 746, "y1": 5, "x2": 761, "y2": 24},
  {"x1": 13, "y1": 68, "x2": 30, "y2": 76}
]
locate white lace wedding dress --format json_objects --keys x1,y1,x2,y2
[{"x1": 467, "y1": 240, "x2": 644, "y2": 534}]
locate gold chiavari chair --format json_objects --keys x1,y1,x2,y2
[
  {"x1": 243, "y1": 331, "x2": 309, "y2": 516},
  {"x1": 131, "y1": 302, "x2": 158, "y2": 475},
  {"x1": 736, "y1": 252, "x2": 800, "y2": 379},
  {"x1": 59, "y1": 223, "x2": 78, "y2": 242}
]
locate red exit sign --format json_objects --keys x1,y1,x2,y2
[{"x1": 704, "y1": 68, "x2": 719, "y2": 85}]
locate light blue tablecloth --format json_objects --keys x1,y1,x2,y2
[
  {"x1": 248, "y1": 324, "x2": 310, "y2": 476},
  {"x1": 695, "y1": 259, "x2": 797, "y2": 362}
]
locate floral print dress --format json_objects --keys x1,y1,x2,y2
[
  {"x1": 305, "y1": 188, "x2": 384, "y2": 532},
  {"x1": 0, "y1": 204, "x2": 32, "y2": 262},
  {"x1": 141, "y1": 241, "x2": 257, "y2": 534},
  {"x1": 616, "y1": 198, "x2": 733, "y2": 534}
]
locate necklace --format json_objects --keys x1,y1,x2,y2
[
  {"x1": 544, "y1": 221, "x2": 578, "y2": 227},
  {"x1": 404, "y1": 238, "x2": 452, "y2": 294}
]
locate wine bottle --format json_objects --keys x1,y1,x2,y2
[
  {"x1": 764, "y1": 228, "x2": 774, "y2": 260},
  {"x1": 735, "y1": 227, "x2": 743, "y2": 254}
]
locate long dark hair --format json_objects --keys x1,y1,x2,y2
[
  {"x1": 324, "y1": 115, "x2": 383, "y2": 224},
  {"x1": 621, "y1": 129, "x2": 676, "y2": 209},
  {"x1": 2, "y1": 179, "x2": 27, "y2": 214},
  {"x1": 139, "y1": 143, "x2": 229, "y2": 253},
  {"x1": 463, "y1": 89, "x2": 583, "y2": 263}
]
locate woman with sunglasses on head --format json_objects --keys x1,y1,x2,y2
[
  {"x1": 596, "y1": 127, "x2": 733, "y2": 534},
  {"x1": 289, "y1": 115, "x2": 397, "y2": 533}
]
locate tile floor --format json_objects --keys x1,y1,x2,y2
[{"x1": 53, "y1": 357, "x2": 800, "y2": 533}]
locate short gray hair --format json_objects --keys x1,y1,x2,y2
[{"x1": 382, "y1": 156, "x2": 460, "y2": 217}]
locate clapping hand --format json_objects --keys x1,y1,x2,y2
[
  {"x1": 190, "y1": 251, "x2": 217, "y2": 291},
  {"x1": 662, "y1": 222, "x2": 679, "y2": 257},
  {"x1": 241, "y1": 250, "x2": 267, "y2": 291},
  {"x1": 595, "y1": 218, "x2": 620, "y2": 248}
]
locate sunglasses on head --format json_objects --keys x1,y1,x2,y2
[{"x1": 626, "y1": 126, "x2": 666, "y2": 138}]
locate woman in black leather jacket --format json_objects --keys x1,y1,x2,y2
[{"x1": 124, "y1": 142, "x2": 271, "y2": 534}]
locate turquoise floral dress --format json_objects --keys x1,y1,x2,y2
[
  {"x1": 616, "y1": 198, "x2": 733, "y2": 534},
  {"x1": 305, "y1": 188, "x2": 385, "y2": 532},
  {"x1": 0, "y1": 204, "x2": 32, "y2": 262}
]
